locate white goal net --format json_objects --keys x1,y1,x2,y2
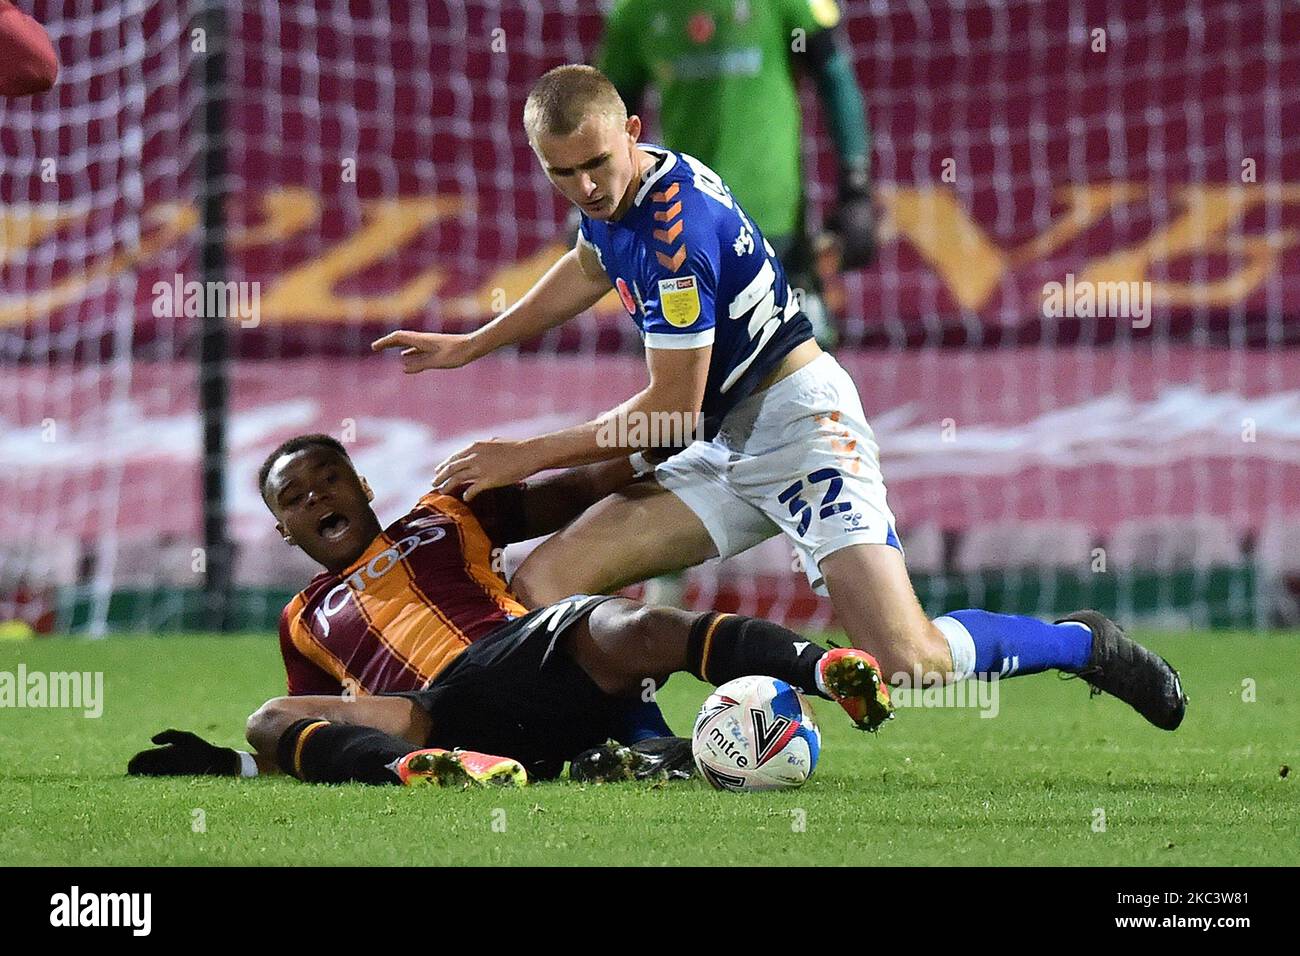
[{"x1": 2, "y1": 0, "x2": 1297, "y2": 636}]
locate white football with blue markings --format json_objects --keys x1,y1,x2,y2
[{"x1": 692, "y1": 675, "x2": 821, "y2": 791}]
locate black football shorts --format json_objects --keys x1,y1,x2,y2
[{"x1": 382, "y1": 594, "x2": 631, "y2": 781}]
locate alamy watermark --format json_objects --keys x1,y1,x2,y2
[
  {"x1": 1042, "y1": 273, "x2": 1152, "y2": 328},
  {"x1": 0, "y1": 666, "x2": 103, "y2": 718},
  {"x1": 50, "y1": 886, "x2": 150, "y2": 936},
  {"x1": 889, "y1": 668, "x2": 1000, "y2": 718},
  {"x1": 152, "y1": 273, "x2": 261, "y2": 327},
  {"x1": 595, "y1": 410, "x2": 704, "y2": 450}
]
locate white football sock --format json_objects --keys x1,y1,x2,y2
[{"x1": 933, "y1": 615, "x2": 977, "y2": 681}]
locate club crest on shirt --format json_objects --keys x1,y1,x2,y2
[{"x1": 658, "y1": 275, "x2": 701, "y2": 327}]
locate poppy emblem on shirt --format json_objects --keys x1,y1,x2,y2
[
  {"x1": 688, "y1": 12, "x2": 715, "y2": 44},
  {"x1": 616, "y1": 277, "x2": 638, "y2": 315}
]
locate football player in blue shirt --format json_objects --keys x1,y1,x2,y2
[{"x1": 374, "y1": 65, "x2": 1186, "y2": 732}]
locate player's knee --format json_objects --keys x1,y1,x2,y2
[
  {"x1": 620, "y1": 602, "x2": 694, "y2": 676},
  {"x1": 245, "y1": 697, "x2": 298, "y2": 753},
  {"x1": 620, "y1": 602, "x2": 668, "y2": 655},
  {"x1": 583, "y1": 600, "x2": 686, "y2": 690}
]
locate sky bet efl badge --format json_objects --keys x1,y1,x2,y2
[{"x1": 658, "y1": 275, "x2": 701, "y2": 327}]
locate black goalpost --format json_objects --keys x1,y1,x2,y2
[{"x1": 195, "y1": 0, "x2": 233, "y2": 631}]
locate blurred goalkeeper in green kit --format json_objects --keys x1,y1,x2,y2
[{"x1": 596, "y1": 0, "x2": 876, "y2": 351}]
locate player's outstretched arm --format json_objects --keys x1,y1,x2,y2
[
  {"x1": 432, "y1": 343, "x2": 710, "y2": 500},
  {"x1": 521, "y1": 344, "x2": 710, "y2": 469},
  {"x1": 470, "y1": 457, "x2": 641, "y2": 546},
  {"x1": 371, "y1": 246, "x2": 610, "y2": 373}
]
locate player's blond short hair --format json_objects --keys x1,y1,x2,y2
[{"x1": 523, "y1": 64, "x2": 627, "y2": 143}]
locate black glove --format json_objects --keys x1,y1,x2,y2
[
  {"x1": 127, "y1": 729, "x2": 240, "y2": 777},
  {"x1": 827, "y1": 160, "x2": 877, "y2": 270}
]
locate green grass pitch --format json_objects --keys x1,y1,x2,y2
[{"x1": 0, "y1": 631, "x2": 1294, "y2": 866}]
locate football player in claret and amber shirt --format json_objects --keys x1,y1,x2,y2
[{"x1": 127, "y1": 434, "x2": 891, "y2": 786}]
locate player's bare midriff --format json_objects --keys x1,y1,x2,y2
[{"x1": 754, "y1": 337, "x2": 824, "y2": 394}]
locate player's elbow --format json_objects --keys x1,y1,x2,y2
[
  {"x1": 509, "y1": 564, "x2": 550, "y2": 609},
  {"x1": 644, "y1": 372, "x2": 705, "y2": 411},
  {"x1": 641, "y1": 393, "x2": 705, "y2": 447}
]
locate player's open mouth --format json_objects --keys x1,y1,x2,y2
[{"x1": 317, "y1": 512, "x2": 351, "y2": 541}]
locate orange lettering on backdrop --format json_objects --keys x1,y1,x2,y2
[
  {"x1": 4, "y1": 185, "x2": 1296, "y2": 328},
  {"x1": 258, "y1": 196, "x2": 462, "y2": 321},
  {"x1": 1079, "y1": 186, "x2": 1300, "y2": 306},
  {"x1": 0, "y1": 201, "x2": 199, "y2": 327},
  {"x1": 879, "y1": 184, "x2": 1147, "y2": 311},
  {"x1": 230, "y1": 186, "x2": 321, "y2": 248},
  {"x1": 1006, "y1": 185, "x2": 1149, "y2": 266},
  {"x1": 0, "y1": 207, "x2": 84, "y2": 269},
  {"x1": 879, "y1": 187, "x2": 1004, "y2": 310}
]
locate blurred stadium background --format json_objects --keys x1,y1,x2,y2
[{"x1": 2, "y1": 0, "x2": 1297, "y2": 637}]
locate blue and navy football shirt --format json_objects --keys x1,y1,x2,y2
[{"x1": 578, "y1": 145, "x2": 813, "y2": 438}]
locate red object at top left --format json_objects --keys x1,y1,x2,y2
[{"x1": 0, "y1": 0, "x2": 58, "y2": 96}]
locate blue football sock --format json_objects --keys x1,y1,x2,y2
[
  {"x1": 615, "y1": 697, "x2": 675, "y2": 744},
  {"x1": 936, "y1": 609, "x2": 1093, "y2": 679}
]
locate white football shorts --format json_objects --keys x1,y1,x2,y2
[{"x1": 655, "y1": 353, "x2": 901, "y2": 595}]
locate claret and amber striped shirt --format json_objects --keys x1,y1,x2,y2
[{"x1": 278, "y1": 492, "x2": 526, "y2": 696}]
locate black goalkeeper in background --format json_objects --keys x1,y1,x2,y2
[{"x1": 597, "y1": 0, "x2": 877, "y2": 350}]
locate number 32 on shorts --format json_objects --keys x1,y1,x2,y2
[{"x1": 777, "y1": 469, "x2": 855, "y2": 537}]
